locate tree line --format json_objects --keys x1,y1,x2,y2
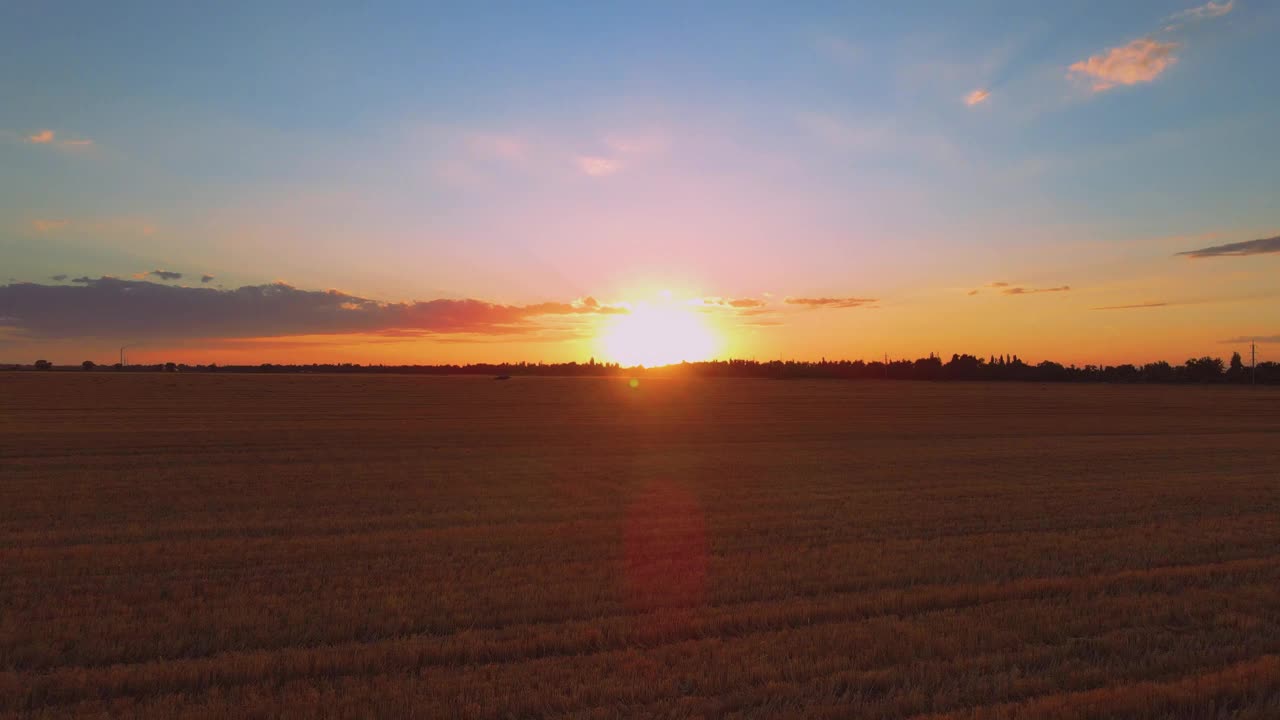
[{"x1": 6, "y1": 352, "x2": 1277, "y2": 384}]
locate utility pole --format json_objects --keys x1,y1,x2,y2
[{"x1": 1252, "y1": 342, "x2": 1257, "y2": 386}]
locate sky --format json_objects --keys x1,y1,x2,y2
[{"x1": 2, "y1": 0, "x2": 1279, "y2": 366}]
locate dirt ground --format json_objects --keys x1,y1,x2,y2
[{"x1": 3, "y1": 373, "x2": 1279, "y2": 718}]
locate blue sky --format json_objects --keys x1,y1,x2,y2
[{"x1": 2, "y1": 1, "x2": 1278, "y2": 364}]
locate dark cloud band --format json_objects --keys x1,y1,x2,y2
[
  {"x1": 1177, "y1": 235, "x2": 1280, "y2": 258},
  {"x1": 0, "y1": 277, "x2": 624, "y2": 340}
]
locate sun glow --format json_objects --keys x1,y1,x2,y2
[{"x1": 598, "y1": 302, "x2": 720, "y2": 367}]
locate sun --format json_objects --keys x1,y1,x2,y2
[{"x1": 598, "y1": 302, "x2": 720, "y2": 367}]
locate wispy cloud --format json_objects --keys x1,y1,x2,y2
[
  {"x1": 1221, "y1": 334, "x2": 1280, "y2": 344},
  {"x1": 573, "y1": 131, "x2": 667, "y2": 177},
  {"x1": 1176, "y1": 235, "x2": 1280, "y2": 258},
  {"x1": 31, "y1": 219, "x2": 69, "y2": 233},
  {"x1": 147, "y1": 270, "x2": 183, "y2": 281},
  {"x1": 23, "y1": 129, "x2": 93, "y2": 149},
  {"x1": 785, "y1": 297, "x2": 877, "y2": 309},
  {"x1": 968, "y1": 282, "x2": 1013, "y2": 295},
  {"x1": 1168, "y1": 0, "x2": 1234, "y2": 24},
  {"x1": 49, "y1": 275, "x2": 68, "y2": 282},
  {"x1": 1092, "y1": 301, "x2": 1168, "y2": 310},
  {"x1": 1002, "y1": 285, "x2": 1071, "y2": 295},
  {"x1": 964, "y1": 89, "x2": 991, "y2": 107},
  {"x1": 0, "y1": 278, "x2": 629, "y2": 340},
  {"x1": 1069, "y1": 38, "x2": 1179, "y2": 92},
  {"x1": 200, "y1": 274, "x2": 216, "y2": 284},
  {"x1": 576, "y1": 155, "x2": 620, "y2": 177},
  {"x1": 699, "y1": 297, "x2": 767, "y2": 309}
]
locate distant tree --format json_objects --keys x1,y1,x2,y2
[
  {"x1": 164, "y1": 362, "x2": 178, "y2": 373},
  {"x1": 1183, "y1": 356, "x2": 1225, "y2": 383},
  {"x1": 1035, "y1": 360, "x2": 1068, "y2": 381},
  {"x1": 1228, "y1": 352, "x2": 1245, "y2": 382},
  {"x1": 1142, "y1": 361, "x2": 1175, "y2": 383},
  {"x1": 34, "y1": 359, "x2": 52, "y2": 371},
  {"x1": 81, "y1": 360, "x2": 96, "y2": 371},
  {"x1": 912, "y1": 354, "x2": 943, "y2": 380},
  {"x1": 944, "y1": 353, "x2": 984, "y2": 380}
]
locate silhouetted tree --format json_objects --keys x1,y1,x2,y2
[
  {"x1": 1227, "y1": 352, "x2": 1245, "y2": 382},
  {"x1": 82, "y1": 360, "x2": 96, "y2": 371},
  {"x1": 34, "y1": 359, "x2": 52, "y2": 371},
  {"x1": 1142, "y1": 361, "x2": 1174, "y2": 383},
  {"x1": 1183, "y1": 356, "x2": 1225, "y2": 383}
]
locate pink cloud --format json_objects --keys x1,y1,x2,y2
[
  {"x1": 26, "y1": 130, "x2": 55, "y2": 144},
  {"x1": 576, "y1": 155, "x2": 620, "y2": 177},
  {"x1": 964, "y1": 89, "x2": 991, "y2": 107},
  {"x1": 1069, "y1": 38, "x2": 1178, "y2": 92}
]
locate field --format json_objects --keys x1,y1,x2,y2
[{"x1": 3, "y1": 373, "x2": 1280, "y2": 719}]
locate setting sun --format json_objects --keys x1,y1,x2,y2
[{"x1": 598, "y1": 302, "x2": 720, "y2": 367}]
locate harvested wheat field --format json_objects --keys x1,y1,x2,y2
[{"x1": 2, "y1": 373, "x2": 1280, "y2": 719}]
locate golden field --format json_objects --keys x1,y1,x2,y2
[{"x1": 2, "y1": 373, "x2": 1279, "y2": 719}]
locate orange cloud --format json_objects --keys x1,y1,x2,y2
[
  {"x1": 1093, "y1": 302, "x2": 1168, "y2": 310},
  {"x1": 1002, "y1": 285, "x2": 1071, "y2": 295},
  {"x1": 964, "y1": 89, "x2": 991, "y2": 107},
  {"x1": 21, "y1": 129, "x2": 92, "y2": 149},
  {"x1": 31, "y1": 219, "x2": 69, "y2": 233},
  {"x1": 785, "y1": 297, "x2": 877, "y2": 309},
  {"x1": 1069, "y1": 38, "x2": 1178, "y2": 92}
]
